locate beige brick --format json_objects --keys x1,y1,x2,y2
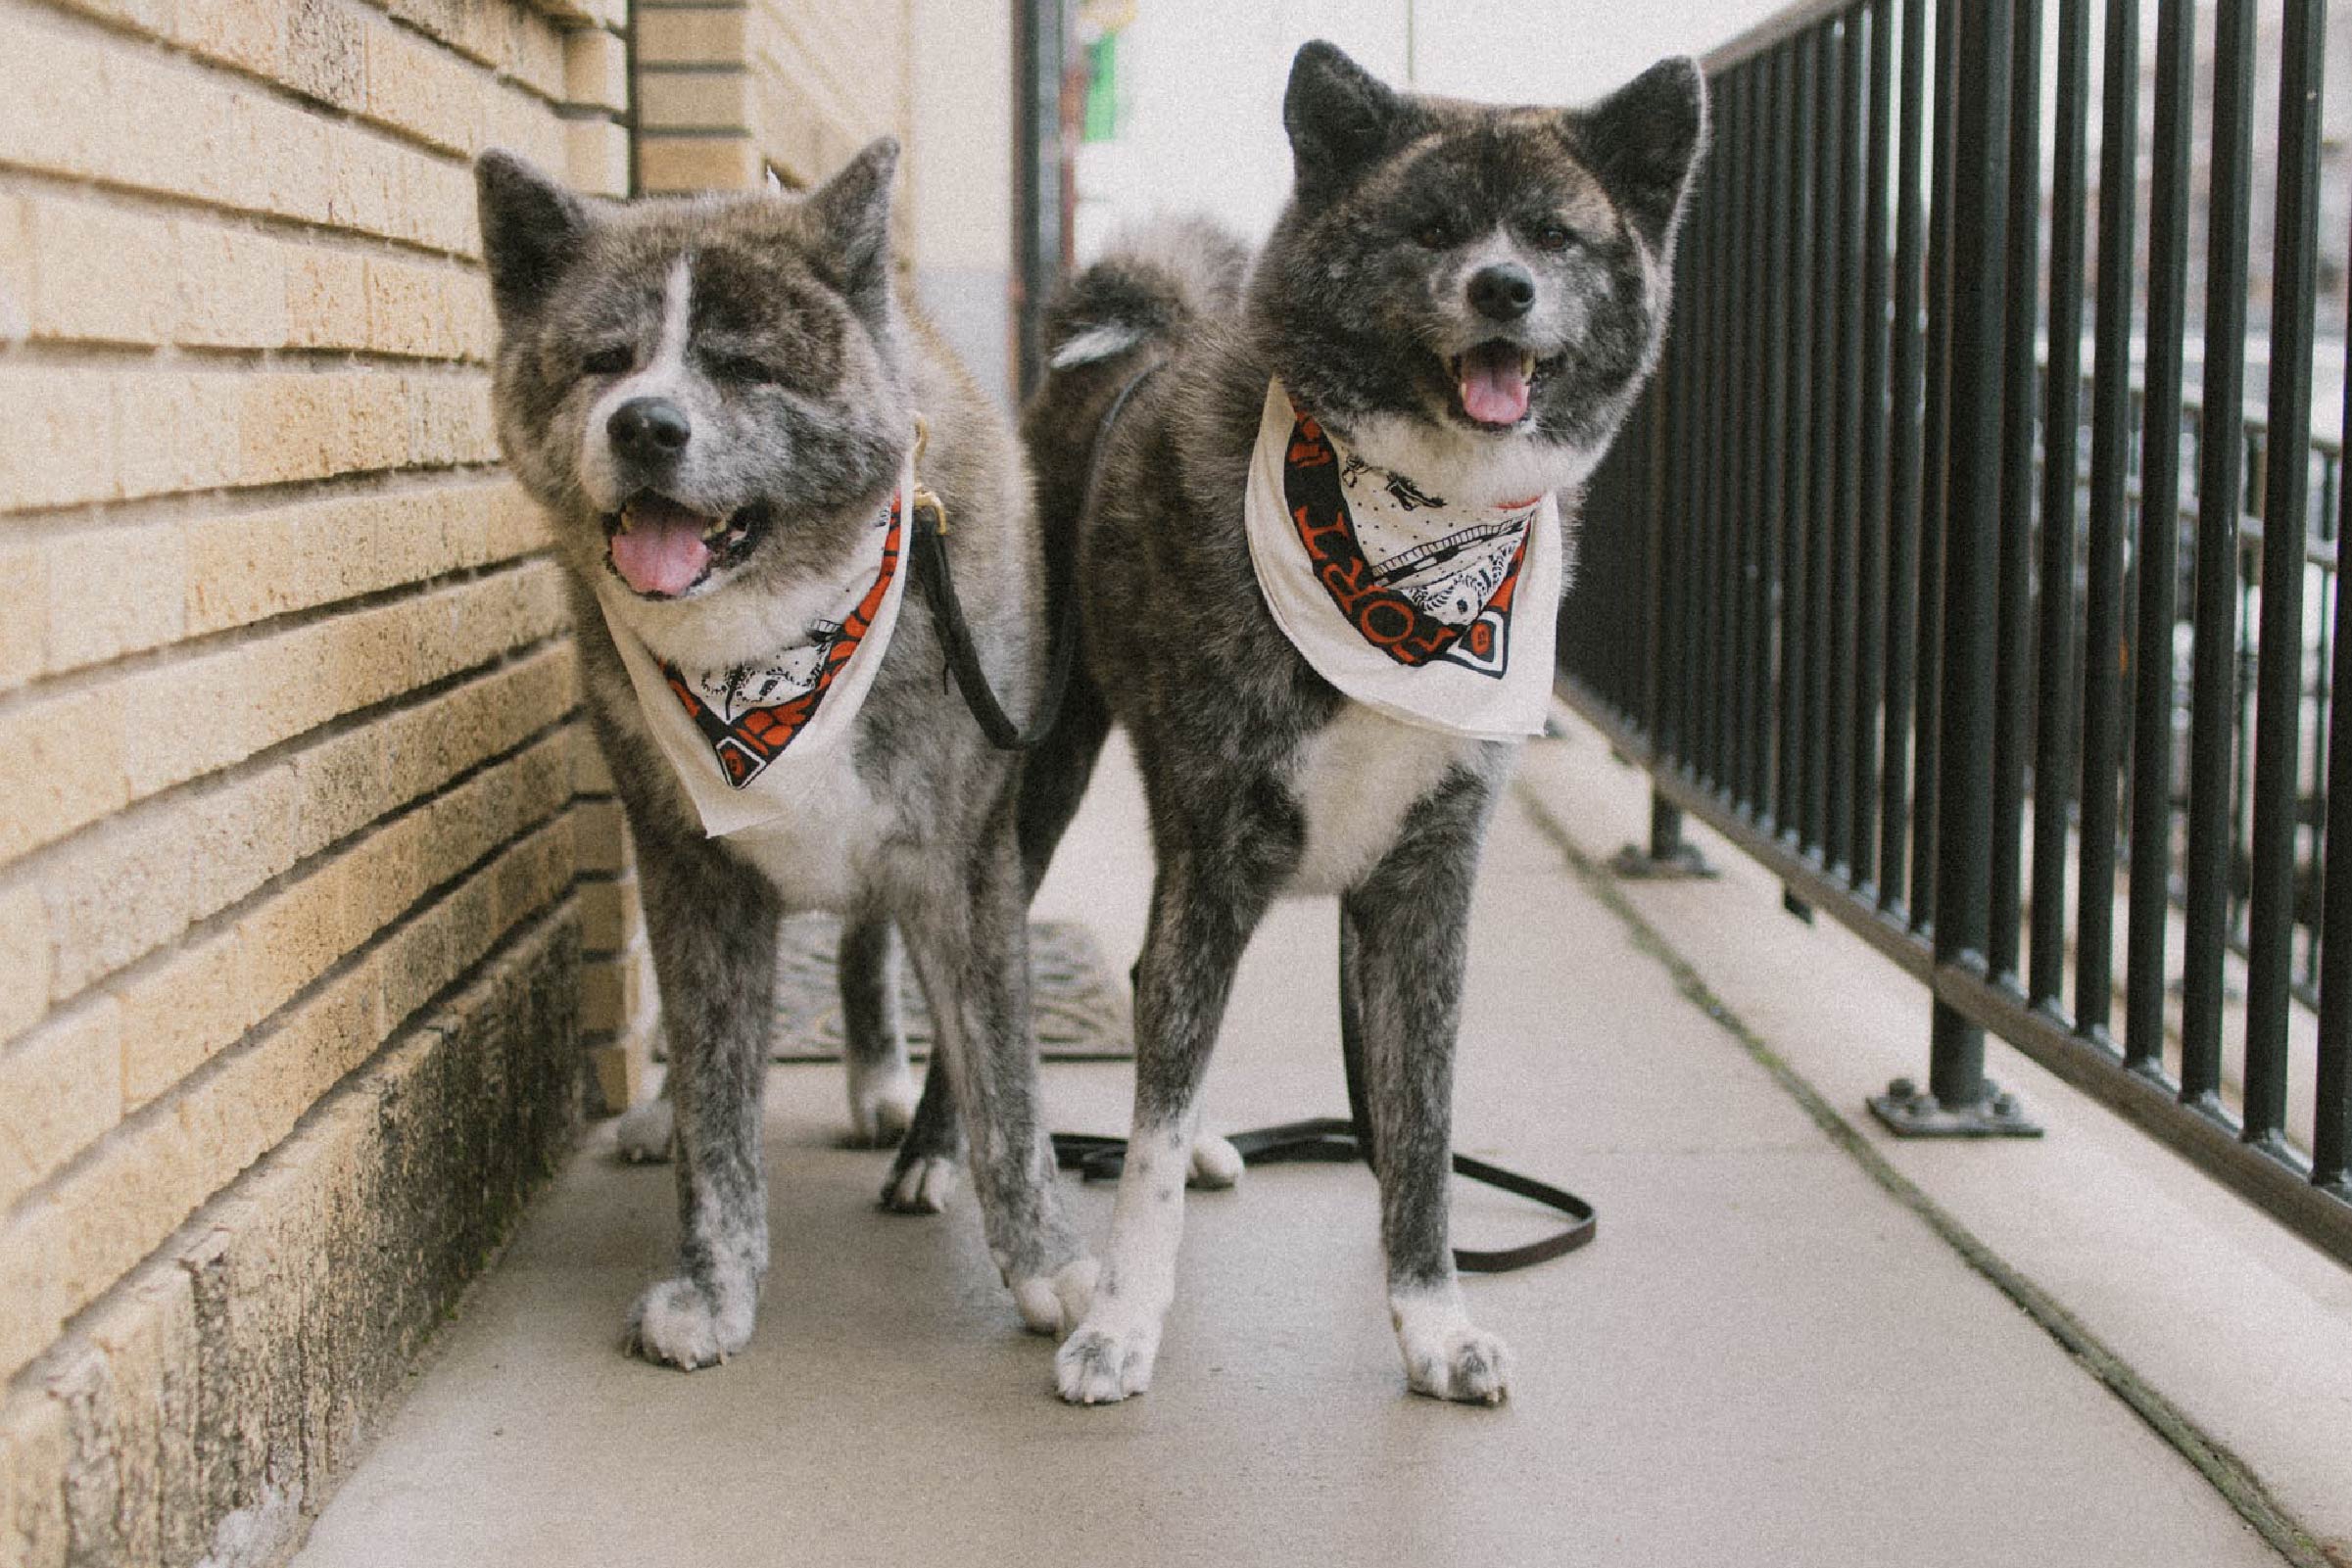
[
  {"x1": 0, "y1": 194, "x2": 29, "y2": 344},
  {"x1": 571, "y1": 725, "x2": 616, "y2": 793},
  {"x1": 173, "y1": 0, "x2": 284, "y2": 77},
  {"x1": 578, "y1": 876, "x2": 638, "y2": 953},
  {"x1": 638, "y1": 69, "x2": 748, "y2": 131},
  {"x1": 0, "y1": 881, "x2": 49, "y2": 1046},
  {"x1": 364, "y1": 255, "x2": 469, "y2": 359},
  {"x1": 112, "y1": 371, "x2": 243, "y2": 500},
  {"x1": 578, "y1": 945, "x2": 641, "y2": 1033},
  {"x1": 285, "y1": 245, "x2": 369, "y2": 350},
  {"x1": 72, "y1": 1265, "x2": 197, "y2": 1567},
  {"x1": 365, "y1": 16, "x2": 482, "y2": 156},
  {"x1": 174, "y1": 220, "x2": 291, "y2": 350},
  {"x1": 117, "y1": 927, "x2": 250, "y2": 1111},
  {"x1": 44, "y1": 804, "x2": 198, "y2": 1002},
  {"x1": 0, "y1": 689, "x2": 128, "y2": 865},
  {"x1": 42, "y1": 0, "x2": 171, "y2": 34},
  {"x1": 23, "y1": 198, "x2": 176, "y2": 347},
  {"x1": 0, "y1": 1382, "x2": 70, "y2": 1568},
  {"x1": 0, "y1": 542, "x2": 49, "y2": 688},
  {"x1": 283, "y1": 0, "x2": 367, "y2": 110},
  {"x1": 639, "y1": 133, "x2": 762, "y2": 193},
  {"x1": 42, "y1": 524, "x2": 187, "y2": 672},
  {"x1": 563, "y1": 24, "x2": 629, "y2": 110},
  {"x1": 0, "y1": 1000, "x2": 123, "y2": 1212},
  {"x1": 636, "y1": 6, "x2": 746, "y2": 66},
  {"x1": 573, "y1": 797, "x2": 630, "y2": 875},
  {"x1": 504, "y1": 12, "x2": 567, "y2": 101},
  {"x1": 0, "y1": 366, "x2": 118, "y2": 510},
  {"x1": 565, "y1": 117, "x2": 632, "y2": 197}
]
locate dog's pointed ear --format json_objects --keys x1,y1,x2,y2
[
  {"x1": 1284, "y1": 40, "x2": 1406, "y2": 202},
  {"x1": 1571, "y1": 57, "x2": 1709, "y2": 249},
  {"x1": 806, "y1": 136, "x2": 899, "y2": 306},
  {"x1": 475, "y1": 150, "x2": 588, "y2": 321}
]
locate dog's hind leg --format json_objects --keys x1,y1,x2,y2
[
  {"x1": 895, "y1": 818, "x2": 1094, "y2": 1333},
  {"x1": 1056, "y1": 790, "x2": 1296, "y2": 1403},
  {"x1": 1345, "y1": 769, "x2": 1511, "y2": 1406},
  {"x1": 838, "y1": 915, "x2": 917, "y2": 1147},
  {"x1": 623, "y1": 834, "x2": 784, "y2": 1371}
]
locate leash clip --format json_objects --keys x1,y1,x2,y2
[{"x1": 909, "y1": 412, "x2": 949, "y2": 536}]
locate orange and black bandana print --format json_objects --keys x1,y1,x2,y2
[
  {"x1": 1281, "y1": 413, "x2": 1527, "y2": 677},
  {"x1": 661, "y1": 501, "x2": 904, "y2": 789}
]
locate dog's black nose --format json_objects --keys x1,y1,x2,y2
[
  {"x1": 609, "y1": 398, "x2": 691, "y2": 462},
  {"x1": 1467, "y1": 264, "x2": 1536, "y2": 322}
]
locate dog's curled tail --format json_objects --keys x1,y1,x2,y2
[{"x1": 1040, "y1": 214, "x2": 1250, "y2": 374}]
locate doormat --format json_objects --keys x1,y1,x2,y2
[{"x1": 766, "y1": 913, "x2": 1133, "y2": 1061}]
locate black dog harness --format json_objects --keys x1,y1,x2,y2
[{"x1": 910, "y1": 362, "x2": 1594, "y2": 1274}]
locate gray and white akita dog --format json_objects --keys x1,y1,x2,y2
[
  {"x1": 474, "y1": 140, "x2": 1101, "y2": 1368},
  {"x1": 1023, "y1": 42, "x2": 1705, "y2": 1404}
]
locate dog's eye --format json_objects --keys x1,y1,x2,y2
[
  {"x1": 582, "y1": 346, "x2": 633, "y2": 376},
  {"x1": 1415, "y1": 220, "x2": 1456, "y2": 250},
  {"x1": 1534, "y1": 223, "x2": 1574, "y2": 254}
]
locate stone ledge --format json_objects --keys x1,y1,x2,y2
[{"x1": 1, "y1": 904, "x2": 584, "y2": 1568}]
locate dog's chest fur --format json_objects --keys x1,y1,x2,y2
[
  {"x1": 1283, "y1": 703, "x2": 1486, "y2": 895},
  {"x1": 719, "y1": 742, "x2": 894, "y2": 910}
]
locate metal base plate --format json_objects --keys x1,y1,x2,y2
[
  {"x1": 1608, "y1": 841, "x2": 1720, "y2": 880},
  {"x1": 1868, "y1": 1076, "x2": 2043, "y2": 1138}
]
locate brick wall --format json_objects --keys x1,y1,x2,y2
[{"x1": 0, "y1": 0, "x2": 633, "y2": 1561}]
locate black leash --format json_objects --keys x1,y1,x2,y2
[
  {"x1": 1051, "y1": 911, "x2": 1596, "y2": 1274},
  {"x1": 913, "y1": 365, "x2": 1595, "y2": 1274},
  {"x1": 908, "y1": 363, "x2": 1163, "y2": 751}
]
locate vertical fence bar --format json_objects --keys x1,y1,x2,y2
[
  {"x1": 1782, "y1": 39, "x2": 1819, "y2": 845},
  {"x1": 2321, "y1": 346, "x2": 2352, "y2": 1194},
  {"x1": 2126, "y1": 0, "x2": 2195, "y2": 1074},
  {"x1": 1763, "y1": 46, "x2": 1796, "y2": 831},
  {"x1": 1881, "y1": 0, "x2": 1930, "y2": 917},
  {"x1": 1988, "y1": 0, "x2": 2044, "y2": 987},
  {"x1": 1828, "y1": 12, "x2": 1866, "y2": 879},
  {"x1": 2030, "y1": 0, "x2": 2091, "y2": 1013},
  {"x1": 1922, "y1": 0, "x2": 2012, "y2": 1111},
  {"x1": 1806, "y1": 22, "x2": 1842, "y2": 863},
  {"x1": 1656, "y1": 190, "x2": 1694, "y2": 761},
  {"x1": 2181, "y1": 0, "x2": 2257, "y2": 1109},
  {"x1": 1911, "y1": 0, "x2": 1961, "y2": 934},
  {"x1": 1743, "y1": 64, "x2": 1776, "y2": 816},
  {"x1": 1853, "y1": 0, "x2": 1895, "y2": 897},
  {"x1": 2241, "y1": 0, "x2": 2325, "y2": 1151},
  {"x1": 1704, "y1": 71, "x2": 1740, "y2": 791}
]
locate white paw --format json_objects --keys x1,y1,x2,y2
[
  {"x1": 844, "y1": 1064, "x2": 917, "y2": 1148},
  {"x1": 615, "y1": 1098, "x2": 675, "y2": 1164},
  {"x1": 1186, "y1": 1133, "x2": 1244, "y2": 1190},
  {"x1": 1397, "y1": 1316, "x2": 1511, "y2": 1406},
  {"x1": 1011, "y1": 1257, "x2": 1100, "y2": 1337},
  {"x1": 1055, "y1": 1318, "x2": 1160, "y2": 1404},
  {"x1": 881, "y1": 1156, "x2": 958, "y2": 1213},
  {"x1": 626, "y1": 1277, "x2": 752, "y2": 1370}
]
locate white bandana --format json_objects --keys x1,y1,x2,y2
[
  {"x1": 596, "y1": 455, "x2": 913, "y2": 837},
  {"x1": 1243, "y1": 380, "x2": 1561, "y2": 738}
]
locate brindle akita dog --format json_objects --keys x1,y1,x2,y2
[
  {"x1": 474, "y1": 141, "x2": 1098, "y2": 1368},
  {"x1": 1023, "y1": 43, "x2": 1705, "y2": 1404}
]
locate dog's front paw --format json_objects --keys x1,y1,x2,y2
[
  {"x1": 1011, "y1": 1257, "x2": 1099, "y2": 1337},
  {"x1": 845, "y1": 1064, "x2": 917, "y2": 1148},
  {"x1": 880, "y1": 1153, "x2": 958, "y2": 1213},
  {"x1": 626, "y1": 1278, "x2": 751, "y2": 1370},
  {"x1": 1054, "y1": 1319, "x2": 1158, "y2": 1404},
  {"x1": 614, "y1": 1098, "x2": 675, "y2": 1164},
  {"x1": 1399, "y1": 1319, "x2": 1511, "y2": 1406}
]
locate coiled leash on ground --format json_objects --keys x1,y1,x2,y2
[{"x1": 910, "y1": 362, "x2": 1595, "y2": 1274}]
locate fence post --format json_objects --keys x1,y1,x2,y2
[{"x1": 1871, "y1": 0, "x2": 2040, "y2": 1138}]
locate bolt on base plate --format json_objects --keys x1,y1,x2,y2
[
  {"x1": 1608, "y1": 841, "x2": 1719, "y2": 880},
  {"x1": 1868, "y1": 1076, "x2": 2043, "y2": 1138}
]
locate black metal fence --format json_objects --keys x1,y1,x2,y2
[{"x1": 1560, "y1": 0, "x2": 2352, "y2": 1263}]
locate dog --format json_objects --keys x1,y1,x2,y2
[
  {"x1": 1022, "y1": 41, "x2": 1706, "y2": 1404},
  {"x1": 474, "y1": 139, "x2": 1100, "y2": 1368}
]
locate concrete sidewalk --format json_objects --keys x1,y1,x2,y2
[{"x1": 289, "y1": 729, "x2": 2327, "y2": 1568}]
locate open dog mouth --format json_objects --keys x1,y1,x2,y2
[
  {"x1": 603, "y1": 495, "x2": 771, "y2": 598},
  {"x1": 1446, "y1": 341, "x2": 1554, "y2": 429}
]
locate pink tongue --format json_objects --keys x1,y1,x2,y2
[
  {"x1": 609, "y1": 502, "x2": 714, "y2": 596},
  {"x1": 1460, "y1": 351, "x2": 1531, "y2": 425}
]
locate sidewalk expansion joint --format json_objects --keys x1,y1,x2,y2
[{"x1": 1512, "y1": 776, "x2": 2337, "y2": 1568}]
